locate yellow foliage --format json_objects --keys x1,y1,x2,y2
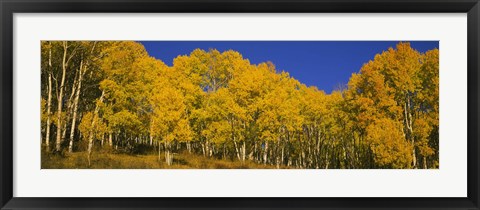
[
  {"x1": 41, "y1": 41, "x2": 439, "y2": 169},
  {"x1": 366, "y1": 118, "x2": 413, "y2": 168},
  {"x1": 79, "y1": 112, "x2": 107, "y2": 141}
]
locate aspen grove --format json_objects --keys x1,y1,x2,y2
[{"x1": 41, "y1": 41, "x2": 439, "y2": 169}]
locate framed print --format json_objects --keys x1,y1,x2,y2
[{"x1": 1, "y1": 0, "x2": 479, "y2": 209}]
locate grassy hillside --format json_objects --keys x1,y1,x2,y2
[{"x1": 41, "y1": 150, "x2": 290, "y2": 169}]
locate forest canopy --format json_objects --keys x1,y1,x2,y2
[{"x1": 41, "y1": 41, "x2": 439, "y2": 169}]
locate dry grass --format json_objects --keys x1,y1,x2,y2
[{"x1": 41, "y1": 150, "x2": 287, "y2": 169}]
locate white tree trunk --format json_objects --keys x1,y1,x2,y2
[
  {"x1": 187, "y1": 142, "x2": 192, "y2": 153},
  {"x1": 87, "y1": 90, "x2": 105, "y2": 166},
  {"x1": 109, "y1": 133, "x2": 113, "y2": 147},
  {"x1": 233, "y1": 137, "x2": 241, "y2": 161},
  {"x1": 62, "y1": 70, "x2": 78, "y2": 144},
  {"x1": 45, "y1": 74, "x2": 52, "y2": 151},
  {"x1": 242, "y1": 141, "x2": 246, "y2": 162},
  {"x1": 44, "y1": 44, "x2": 53, "y2": 152},
  {"x1": 55, "y1": 42, "x2": 69, "y2": 152},
  {"x1": 149, "y1": 133, "x2": 153, "y2": 146},
  {"x1": 404, "y1": 95, "x2": 416, "y2": 168},
  {"x1": 263, "y1": 141, "x2": 268, "y2": 165},
  {"x1": 68, "y1": 60, "x2": 84, "y2": 152},
  {"x1": 164, "y1": 142, "x2": 172, "y2": 166}
]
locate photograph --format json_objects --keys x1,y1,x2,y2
[
  {"x1": 40, "y1": 41, "x2": 439, "y2": 169},
  {"x1": 2, "y1": 0, "x2": 477, "y2": 208}
]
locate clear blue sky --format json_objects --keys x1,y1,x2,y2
[{"x1": 139, "y1": 41, "x2": 439, "y2": 93}]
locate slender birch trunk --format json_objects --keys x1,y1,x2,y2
[
  {"x1": 242, "y1": 141, "x2": 246, "y2": 162},
  {"x1": 165, "y1": 141, "x2": 172, "y2": 165},
  {"x1": 423, "y1": 157, "x2": 427, "y2": 169},
  {"x1": 87, "y1": 90, "x2": 105, "y2": 166},
  {"x1": 61, "y1": 69, "x2": 78, "y2": 144},
  {"x1": 404, "y1": 93, "x2": 416, "y2": 168},
  {"x1": 55, "y1": 42, "x2": 69, "y2": 152},
  {"x1": 263, "y1": 141, "x2": 268, "y2": 165},
  {"x1": 186, "y1": 142, "x2": 192, "y2": 153},
  {"x1": 109, "y1": 133, "x2": 113, "y2": 147},
  {"x1": 68, "y1": 59, "x2": 84, "y2": 152},
  {"x1": 44, "y1": 53, "x2": 53, "y2": 152},
  {"x1": 149, "y1": 133, "x2": 153, "y2": 146}
]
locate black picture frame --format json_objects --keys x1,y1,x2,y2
[{"x1": 1, "y1": 0, "x2": 479, "y2": 209}]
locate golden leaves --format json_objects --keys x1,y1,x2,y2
[
  {"x1": 366, "y1": 118, "x2": 413, "y2": 168},
  {"x1": 41, "y1": 41, "x2": 439, "y2": 168},
  {"x1": 346, "y1": 42, "x2": 439, "y2": 168}
]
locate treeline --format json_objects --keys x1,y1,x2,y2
[{"x1": 41, "y1": 41, "x2": 439, "y2": 169}]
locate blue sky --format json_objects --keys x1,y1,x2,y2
[{"x1": 139, "y1": 41, "x2": 439, "y2": 93}]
